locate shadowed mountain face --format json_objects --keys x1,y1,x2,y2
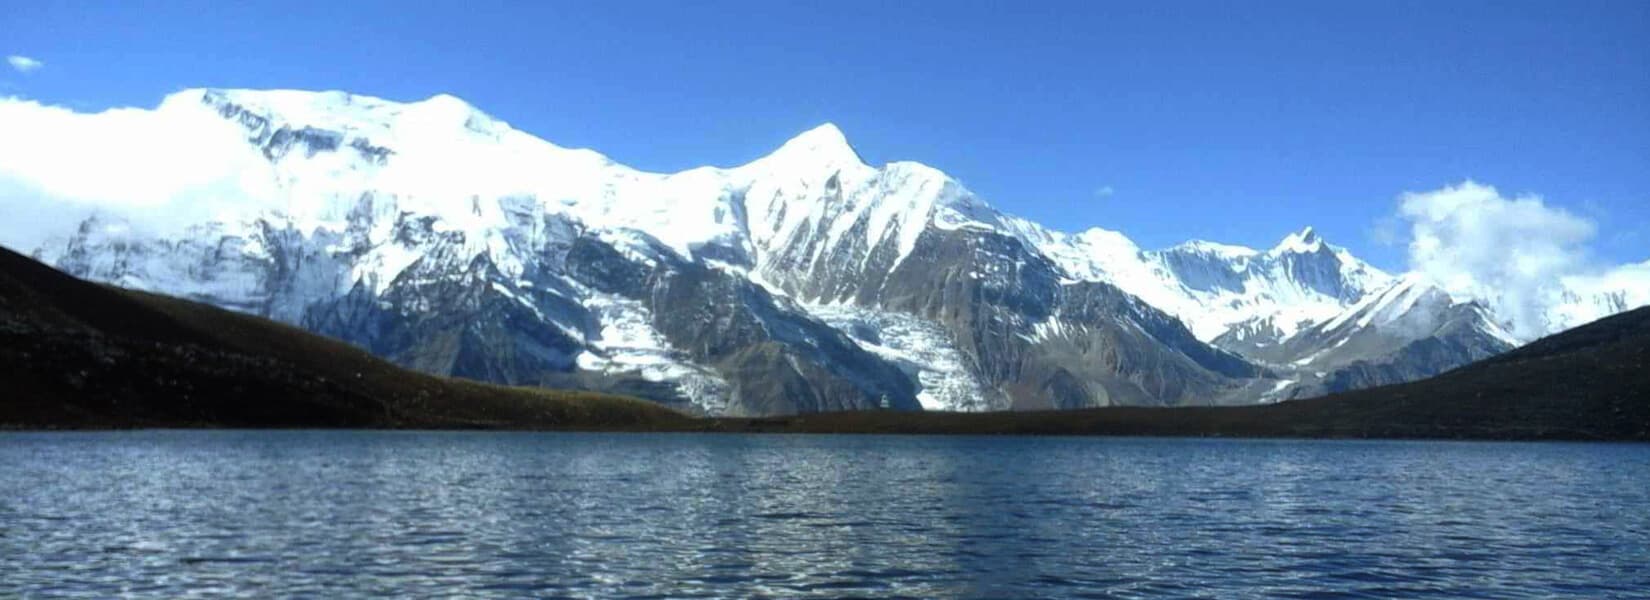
[
  {"x1": 847, "y1": 226, "x2": 1263, "y2": 409},
  {"x1": 296, "y1": 221, "x2": 920, "y2": 417},
  {"x1": 0, "y1": 246, "x2": 687, "y2": 430},
  {"x1": 17, "y1": 89, "x2": 1648, "y2": 415}
]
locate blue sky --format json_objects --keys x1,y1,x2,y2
[{"x1": 3, "y1": 0, "x2": 1647, "y2": 269}]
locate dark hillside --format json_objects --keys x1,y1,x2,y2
[{"x1": 0, "y1": 246, "x2": 688, "y2": 430}]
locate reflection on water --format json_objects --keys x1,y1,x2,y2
[{"x1": 2, "y1": 432, "x2": 1647, "y2": 597}]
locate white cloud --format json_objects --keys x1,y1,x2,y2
[
  {"x1": 1367, "y1": 216, "x2": 1402, "y2": 248},
  {"x1": 1093, "y1": 185, "x2": 1114, "y2": 198},
  {"x1": 0, "y1": 94, "x2": 275, "y2": 251},
  {"x1": 1395, "y1": 180, "x2": 1647, "y2": 339},
  {"x1": 6, "y1": 55, "x2": 44, "y2": 74}
]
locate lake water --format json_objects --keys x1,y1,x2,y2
[{"x1": 2, "y1": 432, "x2": 1647, "y2": 598}]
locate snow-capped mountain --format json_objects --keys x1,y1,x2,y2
[
  {"x1": 12, "y1": 89, "x2": 1645, "y2": 415},
  {"x1": 1240, "y1": 274, "x2": 1520, "y2": 399},
  {"x1": 996, "y1": 219, "x2": 1521, "y2": 402},
  {"x1": 1014, "y1": 223, "x2": 1392, "y2": 342}
]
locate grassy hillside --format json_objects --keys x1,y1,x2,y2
[{"x1": 0, "y1": 246, "x2": 690, "y2": 430}]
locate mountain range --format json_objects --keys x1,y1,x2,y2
[{"x1": 16, "y1": 89, "x2": 1647, "y2": 416}]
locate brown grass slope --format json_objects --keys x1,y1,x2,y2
[
  {"x1": 0, "y1": 246, "x2": 689, "y2": 430},
  {"x1": 706, "y1": 306, "x2": 1650, "y2": 441}
]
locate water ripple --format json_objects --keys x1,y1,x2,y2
[{"x1": 1, "y1": 432, "x2": 1647, "y2": 598}]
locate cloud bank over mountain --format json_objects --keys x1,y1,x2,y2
[
  {"x1": 0, "y1": 95, "x2": 277, "y2": 250},
  {"x1": 1395, "y1": 181, "x2": 1649, "y2": 338}
]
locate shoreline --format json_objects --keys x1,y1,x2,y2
[{"x1": 5, "y1": 407, "x2": 1643, "y2": 442}]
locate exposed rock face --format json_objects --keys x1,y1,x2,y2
[
  {"x1": 291, "y1": 212, "x2": 924, "y2": 416},
  {"x1": 849, "y1": 226, "x2": 1261, "y2": 409}
]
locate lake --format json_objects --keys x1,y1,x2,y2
[{"x1": 2, "y1": 432, "x2": 1647, "y2": 598}]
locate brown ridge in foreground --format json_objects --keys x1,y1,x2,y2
[
  {"x1": 2, "y1": 246, "x2": 1646, "y2": 440},
  {"x1": 0, "y1": 246, "x2": 691, "y2": 430}
]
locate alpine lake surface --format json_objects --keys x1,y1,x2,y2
[{"x1": 3, "y1": 431, "x2": 1647, "y2": 598}]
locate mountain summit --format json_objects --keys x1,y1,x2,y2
[
  {"x1": 1274, "y1": 226, "x2": 1324, "y2": 253},
  {"x1": 765, "y1": 122, "x2": 864, "y2": 168}
]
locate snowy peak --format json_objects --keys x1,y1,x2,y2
[
  {"x1": 757, "y1": 122, "x2": 865, "y2": 171},
  {"x1": 1272, "y1": 226, "x2": 1325, "y2": 254},
  {"x1": 420, "y1": 92, "x2": 479, "y2": 112},
  {"x1": 194, "y1": 88, "x2": 488, "y2": 122},
  {"x1": 1162, "y1": 239, "x2": 1260, "y2": 260},
  {"x1": 1164, "y1": 225, "x2": 1330, "y2": 261},
  {"x1": 192, "y1": 87, "x2": 512, "y2": 141},
  {"x1": 193, "y1": 88, "x2": 389, "y2": 127}
]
